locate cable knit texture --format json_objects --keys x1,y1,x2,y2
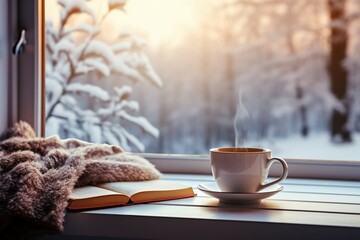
[{"x1": 0, "y1": 121, "x2": 160, "y2": 239}]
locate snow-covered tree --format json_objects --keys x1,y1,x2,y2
[
  {"x1": 45, "y1": 0, "x2": 162, "y2": 152},
  {"x1": 210, "y1": 0, "x2": 334, "y2": 142},
  {"x1": 327, "y1": 0, "x2": 351, "y2": 142},
  {"x1": 347, "y1": 0, "x2": 360, "y2": 133}
]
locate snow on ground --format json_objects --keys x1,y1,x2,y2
[{"x1": 245, "y1": 133, "x2": 360, "y2": 161}]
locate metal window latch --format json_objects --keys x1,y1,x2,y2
[{"x1": 12, "y1": 29, "x2": 27, "y2": 55}]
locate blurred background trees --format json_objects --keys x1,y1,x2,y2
[{"x1": 46, "y1": 0, "x2": 360, "y2": 157}]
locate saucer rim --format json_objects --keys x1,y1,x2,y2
[{"x1": 197, "y1": 182, "x2": 283, "y2": 196}]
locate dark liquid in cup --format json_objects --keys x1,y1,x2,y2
[{"x1": 216, "y1": 147, "x2": 267, "y2": 153}]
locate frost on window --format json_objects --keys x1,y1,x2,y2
[{"x1": 45, "y1": 0, "x2": 162, "y2": 152}]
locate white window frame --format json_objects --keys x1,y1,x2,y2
[
  {"x1": 141, "y1": 153, "x2": 360, "y2": 181},
  {"x1": 16, "y1": 0, "x2": 360, "y2": 181}
]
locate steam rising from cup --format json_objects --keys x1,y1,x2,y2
[{"x1": 234, "y1": 91, "x2": 251, "y2": 148}]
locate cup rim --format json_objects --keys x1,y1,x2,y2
[{"x1": 210, "y1": 147, "x2": 271, "y2": 154}]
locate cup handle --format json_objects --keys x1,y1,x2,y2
[{"x1": 259, "y1": 157, "x2": 288, "y2": 191}]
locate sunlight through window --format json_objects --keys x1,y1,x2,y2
[{"x1": 45, "y1": 0, "x2": 360, "y2": 161}]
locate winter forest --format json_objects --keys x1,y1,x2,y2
[{"x1": 45, "y1": 0, "x2": 360, "y2": 161}]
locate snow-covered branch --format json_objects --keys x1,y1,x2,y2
[{"x1": 45, "y1": 0, "x2": 162, "y2": 152}]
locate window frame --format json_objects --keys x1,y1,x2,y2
[
  {"x1": 9, "y1": 0, "x2": 45, "y2": 136},
  {"x1": 141, "y1": 153, "x2": 360, "y2": 181},
  {"x1": 18, "y1": 0, "x2": 360, "y2": 181}
]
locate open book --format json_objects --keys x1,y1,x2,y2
[{"x1": 68, "y1": 179, "x2": 196, "y2": 210}]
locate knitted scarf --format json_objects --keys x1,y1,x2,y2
[{"x1": 0, "y1": 121, "x2": 160, "y2": 239}]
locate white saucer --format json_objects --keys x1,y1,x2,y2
[{"x1": 197, "y1": 182, "x2": 283, "y2": 204}]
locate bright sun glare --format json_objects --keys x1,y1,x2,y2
[
  {"x1": 46, "y1": 0, "x2": 203, "y2": 48},
  {"x1": 124, "y1": 0, "x2": 199, "y2": 46}
]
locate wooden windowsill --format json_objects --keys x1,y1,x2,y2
[{"x1": 43, "y1": 174, "x2": 360, "y2": 240}]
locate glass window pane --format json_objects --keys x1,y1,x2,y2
[{"x1": 45, "y1": 0, "x2": 360, "y2": 161}]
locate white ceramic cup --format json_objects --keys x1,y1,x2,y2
[{"x1": 210, "y1": 147, "x2": 288, "y2": 193}]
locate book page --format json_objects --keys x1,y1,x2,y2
[
  {"x1": 70, "y1": 186, "x2": 123, "y2": 199},
  {"x1": 98, "y1": 180, "x2": 195, "y2": 202},
  {"x1": 68, "y1": 186, "x2": 130, "y2": 210}
]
